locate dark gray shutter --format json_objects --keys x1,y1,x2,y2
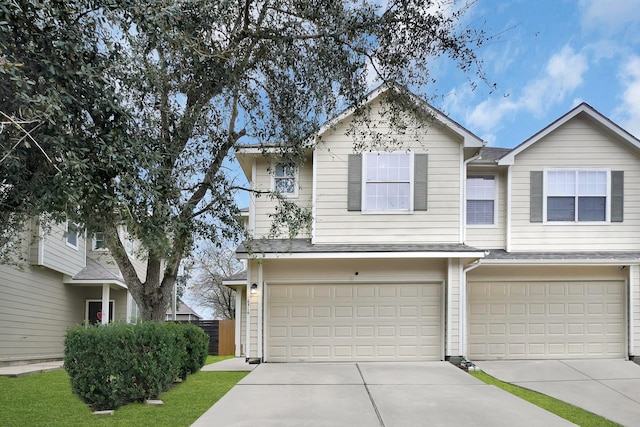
[
  {"x1": 414, "y1": 154, "x2": 428, "y2": 211},
  {"x1": 347, "y1": 154, "x2": 362, "y2": 211},
  {"x1": 530, "y1": 171, "x2": 543, "y2": 222},
  {"x1": 611, "y1": 170, "x2": 624, "y2": 222}
]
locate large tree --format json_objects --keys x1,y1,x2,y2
[{"x1": 1, "y1": 0, "x2": 489, "y2": 320}]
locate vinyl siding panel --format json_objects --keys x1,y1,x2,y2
[
  {"x1": 253, "y1": 157, "x2": 313, "y2": 239},
  {"x1": 34, "y1": 222, "x2": 86, "y2": 276},
  {"x1": 509, "y1": 116, "x2": 640, "y2": 251},
  {"x1": 313, "y1": 103, "x2": 463, "y2": 244},
  {"x1": 465, "y1": 169, "x2": 507, "y2": 249}
]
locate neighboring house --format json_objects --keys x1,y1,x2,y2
[
  {"x1": 227, "y1": 84, "x2": 640, "y2": 363},
  {"x1": 0, "y1": 222, "x2": 144, "y2": 366},
  {"x1": 166, "y1": 301, "x2": 203, "y2": 321}
]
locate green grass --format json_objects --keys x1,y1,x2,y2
[
  {"x1": 470, "y1": 371, "x2": 622, "y2": 427},
  {"x1": 204, "y1": 355, "x2": 234, "y2": 365},
  {"x1": 0, "y1": 360, "x2": 247, "y2": 427}
]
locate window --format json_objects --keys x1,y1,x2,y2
[
  {"x1": 546, "y1": 170, "x2": 608, "y2": 222},
  {"x1": 93, "y1": 232, "x2": 107, "y2": 251},
  {"x1": 273, "y1": 163, "x2": 297, "y2": 196},
  {"x1": 364, "y1": 153, "x2": 412, "y2": 211},
  {"x1": 467, "y1": 175, "x2": 495, "y2": 225},
  {"x1": 66, "y1": 222, "x2": 79, "y2": 249}
]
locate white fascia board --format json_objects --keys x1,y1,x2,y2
[
  {"x1": 63, "y1": 277, "x2": 128, "y2": 289},
  {"x1": 237, "y1": 251, "x2": 487, "y2": 260},
  {"x1": 480, "y1": 258, "x2": 639, "y2": 266},
  {"x1": 223, "y1": 280, "x2": 246, "y2": 288}
]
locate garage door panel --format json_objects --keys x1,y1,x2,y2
[
  {"x1": 267, "y1": 283, "x2": 442, "y2": 362},
  {"x1": 468, "y1": 280, "x2": 624, "y2": 360}
]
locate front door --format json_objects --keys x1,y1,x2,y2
[{"x1": 87, "y1": 300, "x2": 114, "y2": 325}]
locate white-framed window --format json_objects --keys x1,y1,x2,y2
[
  {"x1": 364, "y1": 152, "x2": 412, "y2": 212},
  {"x1": 466, "y1": 175, "x2": 495, "y2": 225},
  {"x1": 545, "y1": 169, "x2": 609, "y2": 222},
  {"x1": 92, "y1": 232, "x2": 108, "y2": 251},
  {"x1": 272, "y1": 162, "x2": 298, "y2": 197},
  {"x1": 66, "y1": 221, "x2": 79, "y2": 249}
]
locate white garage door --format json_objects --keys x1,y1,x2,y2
[
  {"x1": 468, "y1": 281, "x2": 625, "y2": 360},
  {"x1": 267, "y1": 283, "x2": 442, "y2": 362}
]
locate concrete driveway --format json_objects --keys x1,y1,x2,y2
[
  {"x1": 191, "y1": 361, "x2": 574, "y2": 427},
  {"x1": 476, "y1": 359, "x2": 640, "y2": 427}
]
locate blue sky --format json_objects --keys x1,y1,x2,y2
[{"x1": 432, "y1": 0, "x2": 640, "y2": 147}]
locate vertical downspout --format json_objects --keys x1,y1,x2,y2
[
  {"x1": 461, "y1": 259, "x2": 482, "y2": 357},
  {"x1": 245, "y1": 263, "x2": 251, "y2": 361},
  {"x1": 257, "y1": 262, "x2": 264, "y2": 360},
  {"x1": 630, "y1": 264, "x2": 637, "y2": 358},
  {"x1": 235, "y1": 288, "x2": 242, "y2": 357},
  {"x1": 446, "y1": 259, "x2": 453, "y2": 357},
  {"x1": 506, "y1": 165, "x2": 512, "y2": 252}
]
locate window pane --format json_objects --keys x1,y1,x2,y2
[
  {"x1": 547, "y1": 171, "x2": 576, "y2": 196},
  {"x1": 467, "y1": 176, "x2": 495, "y2": 199},
  {"x1": 547, "y1": 197, "x2": 575, "y2": 221},
  {"x1": 365, "y1": 183, "x2": 409, "y2": 211},
  {"x1": 467, "y1": 200, "x2": 494, "y2": 224},
  {"x1": 578, "y1": 197, "x2": 606, "y2": 221},
  {"x1": 578, "y1": 171, "x2": 606, "y2": 195},
  {"x1": 275, "y1": 177, "x2": 295, "y2": 194},
  {"x1": 67, "y1": 223, "x2": 78, "y2": 247}
]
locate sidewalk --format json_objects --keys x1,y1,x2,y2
[
  {"x1": 0, "y1": 361, "x2": 64, "y2": 378},
  {"x1": 201, "y1": 357, "x2": 257, "y2": 372}
]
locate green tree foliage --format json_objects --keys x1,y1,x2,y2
[{"x1": 1, "y1": 0, "x2": 489, "y2": 320}]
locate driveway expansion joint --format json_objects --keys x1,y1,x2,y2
[{"x1": 356, "y1": 363, "x2": 385, "y2": 427}]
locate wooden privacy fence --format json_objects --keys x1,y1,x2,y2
[{"x1": 178, "y1": 319, "x2": 235, "y2": 356}]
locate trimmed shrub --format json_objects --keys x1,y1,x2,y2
[
  {"x1": 177, "y1": 322, "x2": 209, "y2": 379},
  {"x1": 64, "y1": 321, "x2": 208, "y2": 410}
]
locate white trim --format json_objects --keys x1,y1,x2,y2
[
  {"x1": 498, "y1": 103, "x2": 640, "y2": 166},
  {"x1": 480, "y1": 258, "x2": 637, "y2": 266},
  {"x1": 63, "y1": 276, "x2": 127, "y2": 288},
  {"x1": 245, "y1": 273, "x2": 251, "y2": 359},
  {"x1": 257, "y1": 263, "x2": 263, "y2": 360},
  {"x1": 461, "y1": 260, "x2": 482, "y2": 357},
  {"x1": 37, "y1": 222, "x2": 45, "y2": 265},
  {"x1": 237, "y1": 251, "x2": 486, "y2": 260},
  {"x1": 630, "y1": 264, "x2": 637, "y2": 356},
  {"x1": 311, "y1": 140, "x2": 318, "y2": 243},
  {"x1": 506, "y1": 165, "x2": 512, "y2": 252},
  {"x1": 440, "y1": 280, "x2": 446, "y2": 361},
  {"x1": 249, "y1": 159, "x2": 257, "y2": 236},
  {"x1": 235, "y1": 288, "x2": 243, "y2": 357}
]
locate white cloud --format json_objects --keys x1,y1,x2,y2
[
  {"x1": 614, "y1": 56, "x2": 640, "y2": 138},
  {"x1": 464, "y1": 45, "x2": 588, "y2": 136},
  {"x1": 579, "y1": 0, "x2": 640, "y2": 31}
]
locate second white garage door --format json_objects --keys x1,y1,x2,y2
[
  {"x1": 266, "y1": 283, "x2": 442, "y2": 362},
  {"x1": 467, "y1": 281, "x2": 625, "y2": 360}
]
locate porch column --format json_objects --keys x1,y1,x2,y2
[{"x1": 101, "y1": 283, "x2": 110, "y2": 325}]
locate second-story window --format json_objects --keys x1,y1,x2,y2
[
  {"x1": 66, "y1": 222, "x2": 79, "y2": 249},
  {"x1": 467, "y1": 175, "x2": 495, "y2": 225},
  {"x1": 93, "y1": 232, "x2": 107, "y2": 251},
  {"x1": 273, "y1": 163, "x2": 298, "y2": 197},
  {"x1": 546, "y1": 170, "x2": 608, "y2": 222},
  {"x1": 364, "y1": 153, "x2": 412, "y2": 211}
]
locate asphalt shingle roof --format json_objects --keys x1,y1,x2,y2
[{"x1": 72, "y1": 257, "x2": 123, "y2": 282}]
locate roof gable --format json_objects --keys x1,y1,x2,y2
[
  {"x1": 316, "y1": 82, "x2": 485, "y2": 148},
  {"x1": 498, "y1": 103, "x2": 640, "y2": 165}
]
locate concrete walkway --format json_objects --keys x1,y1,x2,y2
[
  {"x1": 476, "y1": 359, "x2": 640, "y2": 427},
  {"x1": 0, "y1": 361, "x2": 63, "y2": 377},
  {"x1": 201, "y1": 357, "x2": 258, "y2": 372},
  {"x1": 191, "y1": 362, "x2": 575, "y2": 427}
]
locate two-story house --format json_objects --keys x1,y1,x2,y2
[
  {"x1": 0, "y1": 222, "x2": 144, "y2": 366},
  {"x1": 228, "y1": 84, "x2": 640, "y2": 363}
]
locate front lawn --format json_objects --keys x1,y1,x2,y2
[
  {"x1": 0, "y1": 358, "x2": 246, "y2": 427},
  {"x1": 470, "y1": 371, "x2": 622, "y2": 427}
]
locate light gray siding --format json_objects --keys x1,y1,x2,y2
[{"x1": 32, "y1": 222, "x2": 86, "y2": 276}]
